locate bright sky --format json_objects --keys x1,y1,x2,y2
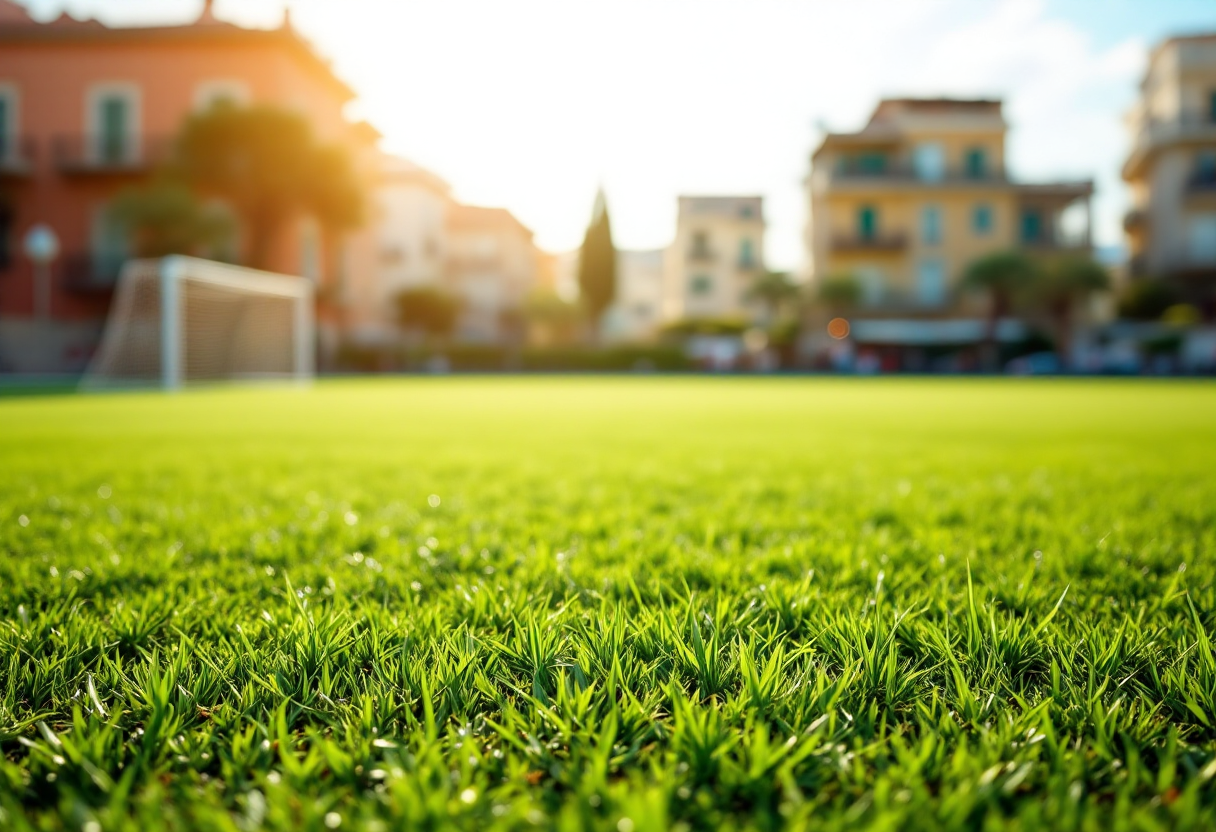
[{"x1": 24, "y1": 0, "x2": 1216, "y2": 269}]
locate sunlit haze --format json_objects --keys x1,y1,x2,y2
[{"x1": 26, "y1": 0, "x2": 1216, "y2": 268}]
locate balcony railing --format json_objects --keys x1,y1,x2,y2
[
  {"x1": 52, "y1": 135, "x2": 173, "y2": 174},
  {"x1": 686, "y1": 247, "x2": 716, "y2": 263},
  {"x1": 831, "y1": 162, "x2": 1007, "y2": 184},
  {"x1": 831, "y1": 232, "x2": 908, "y2": 253},
  {"x1": 0, "y1": 137, "x2": 37, "y2": 176}
]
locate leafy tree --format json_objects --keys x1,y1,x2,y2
[
  {"x1": 1032, "y1": 257, "x2": 1110, "y2": 367},
  {"x1": 745, "y1": 271, "x2": 801, "y2": 324},
  {"x1": 815, "y1": 273, "x2": 863, "y2": 313},
  {"x1": 577, "y1": 188, "x2": 616, "y2": 333},
  {"x1": 109, "y1": 180, "x2": 236, "y2": 259},
  {"x1": 524, "y1": 289, "x2": 583, "y2": 346},
  {"x1": 962, "y1": 251, "x2": 1040, "y2": 370},
  {"x1": 395, "y1": 286, "x2": 462, "y2": 342},
  {"x1": 1117, "y1": 278, "x2": 1179, "y2": 321},
  {"x1": 172, "y1": 103, "x2": 364, "y2": 270}
]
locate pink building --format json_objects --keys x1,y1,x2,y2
[{"x1": 0, "y1": 0, "x2": 381, "y2": 372}]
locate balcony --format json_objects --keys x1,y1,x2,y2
[
  {"x1": 830, "y1": 161, "x2": 1007, "y2": 187},
  {"x1": 831, "y1": 232, "x2": 907, "y2": 253},
  {"x1": 1124, "y1": 113, "x2": 1216, "y2": 178},
  {"x1": 52, "y1": 135, "x2": 172, "y2": 174},
  {"x1": 0, "y1": 137, "x2": 37, "y2": 177},
  {"x1": 686, "y1": 247, "x2": 716, "y2": 263}
]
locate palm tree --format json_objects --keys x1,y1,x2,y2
[
  {"x1": 962, "y1": 251, "x2": 1040, "y2": 371},
  {"x1": 1033, "y1": 257, "x2": 1110, "y2": 369},
  {"x1": 746, "y1": 270, "x2": 801, "y2": 325}
]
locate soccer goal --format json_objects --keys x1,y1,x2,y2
[{"x1": 82, "y1": 256, "x2": 314, "y2": 389}]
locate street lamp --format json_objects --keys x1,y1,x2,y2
[{"x1": 23, "y1": 224, "x2": 59, "y2": 321}]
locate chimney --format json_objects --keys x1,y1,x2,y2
[{"x1": 197, "y1": 0, "x2": 217, "y2": 24}]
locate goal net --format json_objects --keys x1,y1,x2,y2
[{"x1": 82, "y1": 256, "x2": 314, "y2": 389}]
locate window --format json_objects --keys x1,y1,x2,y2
[
  {"x1": 100, "y1": 96, "x2": 129, "y2": 162},
  {"x1": 1197, "y1": 151, "x2": 1216, "y2": 185},
  {"x1": 740, "y1": 205, "x2": 754, "y2": 219},
  {"x1": 88, "y1": 84, "x2": 140, "y2": 164},
  {"x1": 857, "y1": 267, "x2": 885, "y2": 305},
  {"x1": 689, "y1": 274, "x2": 713, "y2": 296},
  {"x1": 0, "y1": 92, "x2": 10, "y2": 163},
  {"x1": 921, "y1": 205, "x2": 942, "y2": 245},
  {"x1": 856, "y1": 153, "x2": 888, "y2": 175},
  {"x1": 916, "y1": 259, "x2": 947, "y2": 306},
  {"x1": 739, "y1": 238, "x2": 755, "y2": 268},
  {"x1": 1021, "y1": 209, "x2": 1044, "y2": 244},
  {"x1": 913, "y1": 143, "x2": 945, "y2": 182},
  {"x1": 857, "y1": 206, "x2": 877, "y2": 240},
  {"x1": 0, "y1": 83, "x2": 21, "y2": 166},
  {"x1": 1189, "y1": 214, "x2": 1216, "y2": 264},
  {"x1": 965, "y1": 148, "x2": 987, "y2": 179},
  {"x1": 972, "y1": 204, "x2": 993, "y2": 235},
  {"x1": 1210, "y1": 90, "x2": 1216, "y2": 124},
  {"x1": 0, "y1": 205, "x2": 12, "y2": 270},
  {"x1": 91, "y1": 206, "x2": 131, "y2": 285},
  {"x1": 690, "y1": 230, "x2": 711, "y2": 259}
]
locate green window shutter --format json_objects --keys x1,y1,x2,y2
[
  {"x1": 100, "y1": 96, "x2": 128, "y2": 162},
  {"x1": 1021, "y1": 210, "x2": 1042, "y2": 243},
  {"x1": 858, "y1": 206, "x2": 876, "y2": 239},
  {"x1": 0, "y1": 98, "x2": 8, "y2": 161},
  {"x1": 973, "y1": 205, "x2": 992, "y2": 235},
  {"x1": 966, "y1": 149, "x2": 986, "y2": 179}
]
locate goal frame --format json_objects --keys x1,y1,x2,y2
[{"x1": 87, "y1": 255, "x2": 315, "y2": 390}]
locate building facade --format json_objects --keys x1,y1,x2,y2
[
  {"x1": 807, "y1": 99, "x2": 1092, "y2": 311},
  {"x1": 0, "y1": 0, "x2": 380, "y2": 372},
  {"x1": 445, "y1": 204, "x2": 538, "y2": 343},
  {"x1": 603, "y1": 248, "x2": 664, "y2": 342},
  {"x1": 662, "y1": 196, "x2": 765, "y2": 323},
  {"x1": 366, "y1": 155, "x2": 453, "y2": 344},
  {"x1": 1123, "y1": 33, "x2": 1216, "y2": 313}
]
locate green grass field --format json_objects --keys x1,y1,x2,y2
[{"x1": 3, "y1": 378, "x2": 1216, "y2": 831}]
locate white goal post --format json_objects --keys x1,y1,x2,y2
[{"x1": 82, "y1": 256, "x2": 315, "y2": 389}]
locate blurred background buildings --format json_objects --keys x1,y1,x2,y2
[{"x1": 0, "y1": 0, "x2": 1213, "y2": 375}]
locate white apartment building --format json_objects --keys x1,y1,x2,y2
[
  {"x1": 603, "y1": 249, "x2": 664, "y2": 342},
  {"x1": 662, "y1": 196, "x2": 765, "y2": 322},
  {"x1": 375, "y1": 155, "x2": 539, "y2": 343},
  {"x1": 1124, "y1": 32, "x2": 1216, "y2": 307}
]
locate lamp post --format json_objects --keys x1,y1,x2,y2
[{"x1": 23, "y1": 224, "x2": 59, "y2": 322}]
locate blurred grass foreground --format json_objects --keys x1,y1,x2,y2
[{"x1": 2, "y1": 378, "x2": 1216, "y2": 830}]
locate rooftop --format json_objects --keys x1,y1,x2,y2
[
  {"x1": 814, "y1": 98, "x2": 1007, "y2": 159},
  {"x1": 448, "y1": 204, "x2": 534, "y2": 240},
  {"x1": 0, "y1": 0, "x2": 355, "y2": 102},
  {"x1": 381, "y1": 155, "x2": 451, "y2": 195}
]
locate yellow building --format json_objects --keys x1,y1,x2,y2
[
  {"x1": 662, "y1": 196, "x2": 765, "y2": 322},
  {"x1": 807, "y1": 99, "x2": 1092, "y2": 311},
  {"x1": 1123, "y1": 33, "x2": 1216, "y2": 304}
]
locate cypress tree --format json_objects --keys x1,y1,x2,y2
[{"x1": 577, "y1": 188, "x2": 617, "y2": 333}]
